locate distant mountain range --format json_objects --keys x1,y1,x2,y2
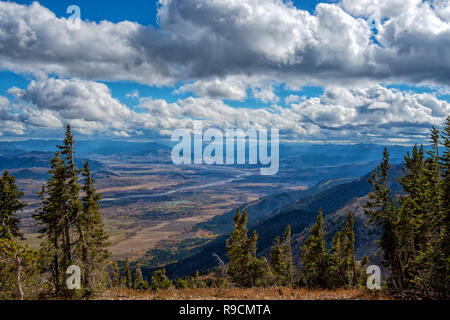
[
  {"x1": 1, "y1": 139, "x2": 415, "y2": 161},
  {"x1": 0, "y1": 140, "x2": 172, "y2": 157},
  {"x1": 0, "y1": 150, "x2": 115, "y2": 179},
  {"x1": 1, "y1": 139, "x2": 416, "y2": 187}
]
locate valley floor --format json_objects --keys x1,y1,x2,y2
[{"x1": 94, "y1": 288, "x2": 390, "y2": 300}]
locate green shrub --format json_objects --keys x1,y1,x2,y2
[{"x1": 150, "y1": 269, "x2": 172, "y2": 291}]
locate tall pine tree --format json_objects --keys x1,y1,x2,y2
[
  {"x1": 34, "y1": 151, "x2": 66, "y2": 293},
  {"x1": 133, "y1": 261, "x2": 146, "y2": 290},
  {"x1": 57, "y1": 125, "x2": 82, "y2": 278},
  {"x1": 34, "y1": 125, "x2": 110, "y2": 296},
  {"x1": 365, "y1": 147, "x2": 403, "y2": 289},
  {"x1": 439, "y1": 116, "x2": 450, "y2": 297},
  {"x1": 123, "y1": 259, "x2": 132, "y2": 289},
  {"x1": 226, "y1": 209, "x2": 249, "y2": 286},
  {"x1": 329, "y1": 211, "x2": 357, "y2": 288},
  {"x1": 0, "y1": 171, "x2": 27, "y2": 240},
  {"x1": 111, "y1": 260, "x2": 120, "y2": 288},
  {"x1": 299, "y1": 209, "x2": 329, "y2": 289},
  {"x1": 269, "y1": 225, "x2": 296, "y2": 286},
  {"x1": 398, "y1": 144, "x2": 427, "y2": 289},
  {"x1": 0, "y1": 171, "x2": 39, "y2": 299},
  {"x1": 226, "y1": 209, "x2": 270, "y2": 287},
  {"x1": 80, "y1": 161, "x2": 110, "y2": 296}
]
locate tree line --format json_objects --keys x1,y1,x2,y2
[
  {"x1": 363, "y1": 117, "x2": 450, "y2": 298},
  {"x1": 223, "y1": 207, "x2": 366, "y2": 290},
  {"x1": 222, "y1": 116, "x2": 450, "y2": 298}
]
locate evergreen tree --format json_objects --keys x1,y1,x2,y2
[
  {"x1": 404, "y1": 130, "x2": 445, "y2": 295},
  {"x1": 0, "y1": 171, "x2": 27, "y2": 240},
  {"x1": 175, "y1": 277, "x2": 192, "y2": 289},
  {"x1": 119, "y1": 275, "x2": 127, "y2": 288},
  {"x1": 0, "y1": 173, "x2": 40, "y2": 300},
  {"x1": 0, "y1": 236, "x2": 41, "y2": 300},
  {"x1": 226, "y1": 209, "x2": 270, "y2": 287},
  {"x1": 150, "y1": 269, "x2": 172, "y2": 291},
  {"x1": 111, "y1": 261, "x2": 120, "y2": 288},
  {"x1": 33, "y1": 126, "x2": 111, "y2": 297},
  {"x1": 123, "y1": 259, "x2": 132, "y2": 289},
  {"x1": 33, "y1": 151, "x2": 66, "y2": 293},
  {"x1": 80, "y1": 161, "x2": 110, "y2": 295},
  {"x1": 269, "y1": 236, "x2": 282, "y2": 282},
  {"x1": 246, "y1": 230, "x2": 272, "y2": 287},
  {"x1": 439, "y1": 116, "x2": 450, "y2": 297},
  {"x1": 33, "y1": 126, "x2": 83, "y2": 296},
  {"x1": 426, "y1": 127, "x2": 442, "y2": 223},
  {"x1": 226, "y1": 209, "x2": 250, "y2": 286},
  {"x1": 398, "y1": 145, "x2": 427, "y2": 289},
  {"x1": 280, "y1": 225, "x2": 296, "y2": 285},
  {"x1": 269, "y1": 225, "x2": 296, "y2": 286},
  {"x1": 358, "y1": 255, "x2": 370, "y2": 287},
  {"x1": 57, "y1": 125, "x2": 82, "y2": 278},
  {"x1": 299, "y1": 209, "x2": 329, "y2": 289},
  {"x1": 329, "y1": 212, "x2": 357, "y2": 288},
  {"x1": 134, "y1": 262, "x2": 147, "y2": 290},
  {"x1": 364, "y1": 147, "x2": 403, "y2": 289}
]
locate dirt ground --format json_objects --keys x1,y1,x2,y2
[{"x1": 95, "y1": 287, "x2": 391, "y2": 300}]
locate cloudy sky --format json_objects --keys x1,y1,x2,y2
[{"x1": 0, "y1": 0, "x2": 449, "y2": 143}]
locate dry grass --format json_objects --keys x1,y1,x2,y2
[{"x1": 95, "y1": 287, "x2": 391, "y2": 300}]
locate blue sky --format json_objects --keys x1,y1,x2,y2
[
  {"x1": 11, "y1": 0, "x2": 322, "y2": 25},
  {"x1": 0, "y1": 0, "x2": 449, "y2": 143},
  {"x1": 12, "y1": 0, "x2": 160, "y2": 26},
  {"x1": 0, "y1": 0, "x2": 328, "y2": 106}
]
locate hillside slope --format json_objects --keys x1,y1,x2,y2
[
  {"x1": 292, "y1": 196, "x2": 381, "y2": 268},
  {"x1": 156, "y1": 165, "x2": 401, "y2": 279}
]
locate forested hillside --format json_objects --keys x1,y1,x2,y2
[{"x1": 158, "y1": 165, "x2": 400, "y2": 279}]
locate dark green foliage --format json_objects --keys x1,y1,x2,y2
[
  {"x1": 0, "y1": 171, "x2": 27, "y2": 240},
  {"x1": 358, "y1": 256, "x2": 370, "y2": 287},
  {"x1": 328, "y1": 212, "x2": 357, "y2": 288},
  {"x1": 226, "y1": 209, "x2": 248, "y2": 286},
  {"x1": 123, "y1": 259, "x2": 132, "y2": 289},
  {"x1": 57, "y1": 126, "x2": 82, "y2": 284},
  {"x1": 269, "y1": 225, "x2": 297, "y2": 286},
  {"x1": 111, "y1": 261, "x2": 120, "y2": 288},
  {"x1": 150, "y1": 269, "x2": 172, "y2": 291},
  {"x1": 213, "y1": 277, "x2": 231, "y2": 288},
  {"x1": 438, "y1": 117, "x2": 450, "y2": 297},
  {"x1": 0, "y1": 174, "x2": 40, "y2": 300},
  {"x1": 80, "y1": 161, "x2": 110, "y2": 295},
  {"x1": 33, "y1": 126, "x2": 110, "y2": 297},
  {"x1": 398, "y1": 144, "x2": 427, "y2": 290},
  {"x1": 364, "y1": 147, "x2": 404, "y2": 289},
  {"x1": 0, "y1": 237, "x2": 41, "y2": 300},
  {"x1": 299, "y1": 209, "x2": 329, "y2": 289},
  {"x1": 134, "y1": 262, "x2": 149, "y2": 290},
  {"x1": 175, "y1": 278, "x2": 191, "y2": 289},
  {"x1": 364, "y1": 119, "x2": 450, "y2": 297},
  {"x1": 226, "y1": 209, "x2": 271, "y2": 287},
  {"x1": 33, "y1": 151, "x2": 66, "y2": 293}
]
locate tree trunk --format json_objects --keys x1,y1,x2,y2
[
  {"x1": 14, "y1": 254, "x2": 24, "y2": 300},
  {"x1": 53, "y1": 237, "x2": 60, "y2": 293}
]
